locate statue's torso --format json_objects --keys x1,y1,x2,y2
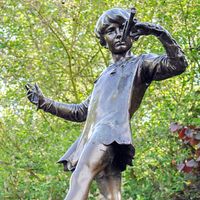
[{"x1": 71, "y1": 55, "x2": 149, "y2": 165}]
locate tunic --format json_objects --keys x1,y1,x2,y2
[{"x1": 39, "y1": 31, "x2": 188, "y2": 172}]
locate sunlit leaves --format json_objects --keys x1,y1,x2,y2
[{"x1": 0, "y1": 0, "x2": 199, "y2": 199}]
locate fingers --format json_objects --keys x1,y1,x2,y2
[
  {"x1": 25, "y1": 83, "x2": 43, "y2": 102},
  {"x1": 25, "y1": 83, "x2": 40, "y2": 105},
  {"x1": 135, "y1": 22, "x2": 147, "y2": 28},
  {"x1": 35, "y1": 83, "x2": 39, "y2": 94},
  {"x1": 134, "y1": 22, "x2": 155, "y2": 36},
  {"x1": 25, "y1": 83, "x2": 36, "y2": 97},
  {"x1": 35, "y1": 82, "x2": 38, "y2": 89},
  {"x1": 26, "y1": 93, "x2": 32, "y2": 98},
  {"x1": 135, "y1": 22, "x2": 157, "y2": 31},
  {"x1": 131, "y1": 33, "x2": 142, "y2": 41},
  {"x1": 25, "y1": 83, "x2": 39, "y2": 92},
  {"x1": 25, "y1": 83, "x2": 33, "y2": 94},
  {"x1": 25, "y1": 83, "x2": 34, "y2": 92},
  {"x1": 135, "y1": 22, "x2": 163, "y2": 32},
  {"x1": 27, "y1": 83, "x2": 34, "y2": 89},
  {"x1": 35, "y1": 83, "x2": 43, "y2": 96},
  {"x1": 25, "y1": 85, "x2": 32, "y2": 97},
  {"x1": 133, "y1": 18, "x2": 138, "y2": 24},
  {"x1": 25, "y1": 84, "x2": 29, "y2": 91},
  {"x1": 35, "y1": 83, "x2": 41, "y2": 93}
]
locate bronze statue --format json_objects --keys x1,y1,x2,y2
[{"x1": 25, "y1": 7, "x2": 188, "y2": 200}]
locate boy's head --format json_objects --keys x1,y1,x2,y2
[{"x1": 95, "y1": 8, "x2": 131, "y2": 47}]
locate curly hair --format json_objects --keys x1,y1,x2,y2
[{"x1": 95, "y1": 8, "x2": 132, "y2": 47}]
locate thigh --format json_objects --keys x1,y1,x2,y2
[
  {"x1": 95, "y1": 165, "x2": 122, "y2": 200},
  {"x1": 75, "y1": 140, "x2": 114, "y2": 175},
  {"x1": 64, "y1": 142, "x2": 114, "y2": 200}
]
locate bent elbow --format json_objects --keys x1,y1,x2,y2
[
  {"x1": 73, "y1": 109, "x2": 88, "y2": 122},
  {"x1": 173, "y1": 65, "x2": 186, "y2": 76},
  {"x1": 171, "y1": 56, "x2": 188, "y2": 75},
  {"x1": 76, "y1": 116, "x2": 87, "y2": 122},
  {"x1": 178, "y1": 58, "x2": 188, "y2": 74},
  {"x1": 183, "y1": 59, "x2": 188, "y2": 70}
]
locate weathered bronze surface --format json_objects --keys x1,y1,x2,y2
[{"x1": 26, "y1": 8, "x2": 188, "y2": 200}]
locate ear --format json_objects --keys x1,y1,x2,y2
[
  {"x1": 99, "y1": 36, "x2": 107, "y2": 48},
  {"x1": 104, "y1": 42, "x2": 108, "y2": 49}
]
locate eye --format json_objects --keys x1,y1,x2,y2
[
  {"x1": 119, "y1": 25, "x2": 125, "y2": 31},
  {"x1": 105, "y1": 28, "x2": 114, "y2": 34}
]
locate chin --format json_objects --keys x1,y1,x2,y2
[{"x1": 113, "y1": 46, "x2": 131, "y2": 54}]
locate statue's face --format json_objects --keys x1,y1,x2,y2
[{"x1": 103, "y1": 23, "x2": 132, "y2": 54}]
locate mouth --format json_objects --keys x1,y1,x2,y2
[{"x1": 115, "y1": 41, "x2": 126, "y2": 46}]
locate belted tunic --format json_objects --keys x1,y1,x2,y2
[{"x1": 39, "y1": 31, "x2": 188, "y2": 171}]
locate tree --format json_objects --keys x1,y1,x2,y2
[{"x1": 0, "y1": 0, "x2": 199, "y2": 199}]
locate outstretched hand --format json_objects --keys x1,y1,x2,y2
[
  {"x1": 130, "y1": 22, "x2": 165, "y2": 40},
  {"x1": 25, "y1": 83, "x2": 44, "y2": 108}
]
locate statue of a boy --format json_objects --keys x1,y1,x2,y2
[{"x1": 26, "y1": 8, "x2": 187, "y2": 200}]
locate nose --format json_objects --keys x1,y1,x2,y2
[{"x1": 116, "y1": 27, "x2": 122, "y2": 39}]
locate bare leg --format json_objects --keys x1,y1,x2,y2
[
  {"x1": 95, "y1": 166, "x2": 122, "y2": 200},
  {"x1": 64, "y1": 141, "x2": 113, "y2": 200}
]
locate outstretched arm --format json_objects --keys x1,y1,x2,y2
[
  {"x1": 39, "y1": 96, "x2": 90, "y2": 122},
  {"x1": 131, "y1": 22, "x2": 188, "y2": 82},
  {"x1": 25, "y1": 83, "x2": 90, "y2": 122}
]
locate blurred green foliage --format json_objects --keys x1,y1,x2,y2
[{"x1": 0, "y1": 0, "x2": 199, "y2": 199}]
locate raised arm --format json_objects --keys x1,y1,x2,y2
[
  {"x1": 25, "y1": 83, "x2": 90, "y2": 122},
  {"x1": 132, "y1": 22, "x2": 188, "y2": 82}
]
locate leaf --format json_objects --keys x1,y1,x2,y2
[
  {"x1": 196, "y1": 156, "x2": 200, "y2": 162},
  {"x1": 189, "y1": 138, "x2": 199, "y2": 146},
  {"x1": 183, "y1": 166, "x2": 193, "y2": 173},
  {"x1": 194, "y1": 133, "x2": 200, "y2": 140},
  {"x1": 183, "y1": 136, "x2": 190, "y2": 144},
  {"x1": 196, "y1": 143, "x2": 200, "y2": 149},
  {"x1": 177, "y1": 163, "x2": 185, "y2": 172},
  {"x1": 185, "y1": 159, "x2": 198, "y2": 168},
  {"x1": 177, "y1": 163, "x2": 193, "y2": 173},
  {"x1": 178, "y1": 128, "x2": 186, "y2": 139},
  {"x1": 184, "y1": 128, "x2": 193, "y2": 138},
  {"x1": 177, "y1": 159, "x2": 199, "y2": 173},
  {"x1": 195, "y1": 149, "x2": 200, "y2": 157},
  {"x1": 170, "y1": 122, "x2": 182, "y2": 133}
]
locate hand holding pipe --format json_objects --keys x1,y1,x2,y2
[{"x1": 120, "y1": 8, "x2": 137, "y2": 42}]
